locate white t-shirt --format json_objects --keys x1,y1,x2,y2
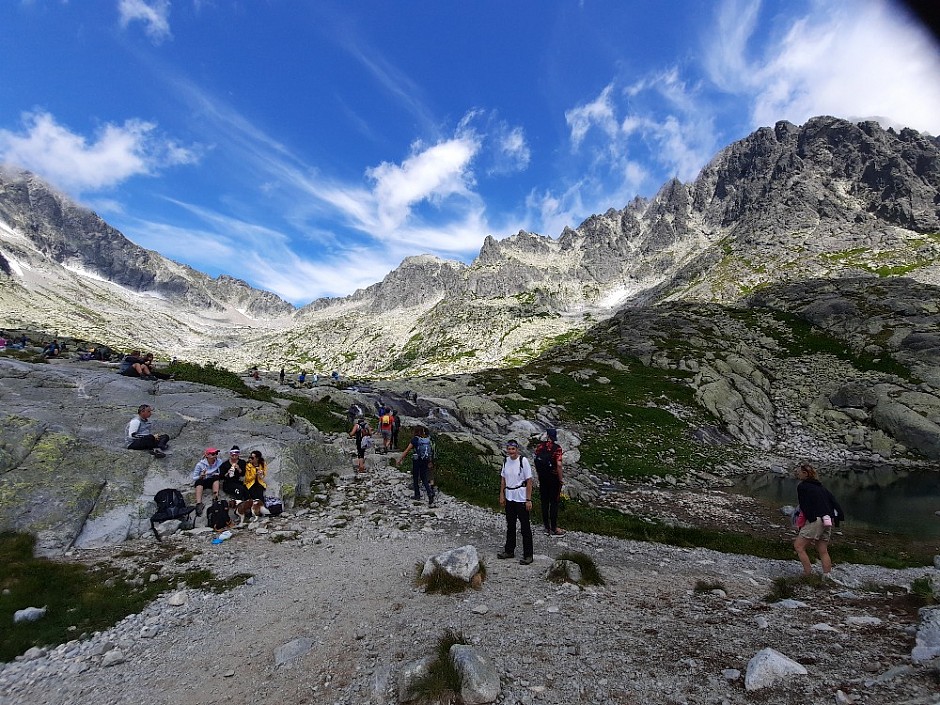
[{"x1": 501, "y1": 456, "x2": 532, "y2": 503}]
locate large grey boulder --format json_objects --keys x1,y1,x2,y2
[
  {"x1": 912, "y1": 606, "x2": 940, "y2": 663},
  {"x1": 421, "y1": 545, "x2": 480, "y2": 583},
  {"x1": 0, "y1": 358, "x2": 345, "y2": 555},
  {"x1": 872, "y1": 401, "x2": 940, "y2": 460}
]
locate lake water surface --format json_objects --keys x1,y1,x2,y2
[{"x1": 731, "y1": 464, "x2": 940, "y2": 540}]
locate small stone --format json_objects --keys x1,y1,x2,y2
[
  {"x1": 168, "y1": 591, "x2": 188, "y2": 607},
  {"x1": 102, "y1": 649, "x2": 125, "y2": 667}
]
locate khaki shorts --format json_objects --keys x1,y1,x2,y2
[{"x1": 798, "y1": 518, "x2": 832, "y2": 542}]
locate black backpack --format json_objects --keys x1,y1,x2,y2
[
  {"x1": 150, "y1": 489, "x2": 196, "y2": 542},
  {"x1": 534, "y1": 444, "x2": 556, "y2": 474},
  {"x1": 207, "y1": 499, "x2": 232, "y2": 530}
]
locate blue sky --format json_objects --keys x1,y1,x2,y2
[{"x1": 1, "y1": 0, "x2": 938, "y2": 305}]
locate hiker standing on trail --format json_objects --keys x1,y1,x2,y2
[
  {"x1": 349, "y1": 417, "x2": 372, "y2": 473},
  {"x1": 497, "y1": 440, "x2": 534, "y2": 565},
  {"x1": 279, "y1": 367, "x2": 285, "y2": 385},
  {"x1": 125, "y1": 404, "x2": 169, "y2": 458},
  {"x1": 535, "y1": 428, "x2": 566, "y2": 537},
  {"x1": 397, "y1": 425, "x2": 436, "y2": 506}
]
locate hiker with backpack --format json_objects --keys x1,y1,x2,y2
[
  {"x1": 497, "y1": 439, "x2": 534, "y2": 565},
  {"x1": 391, "y1": 410, "x2": 401, "y2": 449},
  {"x1": 396, "y1": 425, "x2": 436, "y2": 506},
  {"x1": 349, "y1": 417, "x2": 373, "y2": 473},
  {"x1": 379, "y1": 409, "x2": 394, "y2": 453},
  {"x1": 191, "y1": 448, "x2": 223, "y2": 516},
  {"x1": 125, "y1": 404, "x2": 170, "y2": 458},
  {"x1": 534, "y1": 428, "x2": 565, "y2": 537}
]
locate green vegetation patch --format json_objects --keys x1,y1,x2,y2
[
  {"x1": 408, "y1": 629, "x2": 468, "y2": 702},
  {"x1": 284, "y1": 394, "x2": 349, "y2": 433},
  {"x1": 547, "y1": 551, "x2": 605, "y2": 586},
  {"x1": 167, "y1": 360, "x2": 274, "y2": 402},
  {"x1": 0, "y1": 532, "x2": 249, "y2": 662}
]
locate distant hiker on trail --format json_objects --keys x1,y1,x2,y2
[
  {"x1": 219, "y1": 445, "x2": 248, "y2": 499},
  {"x1": 793, "y1": 462, "x2": 845, "y2": 581},
  {"x1": 298, "y1": 370, "x2": 306, "y2": 385},
  {"x1": 391, "y1": 410, "x2": 401, "y2": 449},
  {"x1": 125, "y1": 404, "x2": 169, "y2": 458},
  {"x1": 349, "y1": 417, "x2": 372, "y2": 473},
  {"x1": 191, "y1": 448, "x2": 222, "y2": 516},
  {"x1": 397, "y1": 425, "x2": 436, "y2": 506},
  {"x1": 347, "y1": 403, "x2": 362, "y2": 426},
  {"x1": 497, "y1": 440, "x2": 534, "y2": 565},
  {"x1": 535, "y1": 428, "x2": 565, "y2": 537},
  {"x1": 244, "y1": 450, "x2": 268, "y2": 501},
  {"x1": 379, "y1": 409, "x2": 394, "y2": 454},
  {"x1": 279, "y1": 367, "x2": 285, "y2": 385}
]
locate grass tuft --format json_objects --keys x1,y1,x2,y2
[
  {"x1": 547, "y1": 551, "x2": 605, "y2": 586},
  {"x1": 410, "y1": 629, "x2": 468, "y2": 702},
  {"x1": 416, "y1": 563, "x2": 483, "y2": 595},
  {"x1": 910, "y1": 576, "x2": 936, "y2": 606}
]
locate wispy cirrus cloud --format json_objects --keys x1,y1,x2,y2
[
  {"x1": 117, "y1": 0, "x2": 172, "y2": 44},
  {"x1": 0, "y1": 110, "x2": 198, "y2": 192}
]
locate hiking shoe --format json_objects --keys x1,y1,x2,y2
[
  {"x1": 195, "y1": 502, "x2": 205, "y2": 516},
  {"x1": 519, "y1": 556, "x2": 534, "y2": 565},
  {"x1": 428, "y1": 493, "x2": 435, "y2": 507},
  {"x1": 150, "y1": 448, "x2": 166, "y2": 458},
  {"x1": 496, "y1": 551, "x2": 514, "y2": 560},
  {"x1": 543, "y1": 527, "x2": 552, "y2": 536},
  {"x1": 551, "y1": 529, "x2": 567, "y2": 537}
]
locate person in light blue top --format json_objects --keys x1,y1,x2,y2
[{"x1": 191, "y1": 447, "x2": 223, "y2": 516}]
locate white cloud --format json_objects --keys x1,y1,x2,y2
[
  {"x1": 491, "y1": 125, "x2": 531, "y2": 175},
  {"x1": 118, "y1": 0, "x2": 172, "y2": 44},
  {"x1": 0, "y1": 111, "x2": 198, "y2": 192},
  {"x1": 705, "y1": 0, "x2": 940, "y2": 134},
  {"x1": 366, "y1": 135, "x2": 479, "y2": 232},
  {"x1": 565, "y1": 84, "x2": 618, "y2": 149}
]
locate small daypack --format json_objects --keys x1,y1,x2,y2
[
  {"x1": 534, "y1": 444, "x2": 556, "y2": 474},
  {"x1": 413, "y1": 436, "x2": 433, "y2": 461},
  {"x1": 206, "y1": 499, "x2": 232, "y2": 530},
  {"x1": 150, "y1": 488, "x2": 195, "y2": 542}
]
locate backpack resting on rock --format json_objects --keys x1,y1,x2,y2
[{"x1": 150, "y1": 489, "x2": 196, "y2": 542}]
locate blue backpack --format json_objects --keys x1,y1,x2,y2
[{"x1": 414, "y1": 436, "x2": 433, "y2": 461}]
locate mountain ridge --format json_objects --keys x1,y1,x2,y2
[{"x1": 1, "y1": 115, "x2": 938, "y2": 375}]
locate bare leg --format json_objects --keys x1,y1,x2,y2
[
  {"x1": 817, "y1": 540, "x2": 833, "y2": 574},
  {"x1": 195, "y1": 485, "x2": 204, "y2": 504},
  {"x1": 793, "y1": 536, "x2": 814, "y2": 575},
  {"x1": 211, "y1": 479, "x2": 220, "y2": 500}
]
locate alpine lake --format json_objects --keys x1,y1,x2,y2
[{"x1": 731, "y1": 463, "x2": 940, "y2": 557}]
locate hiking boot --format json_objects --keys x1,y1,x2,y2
[
  {"x1": 551, "y1": 529, "x2": 566, "y2": 537},
  {"x1": 496, "y1": 551, "x2": 514, "y2": 560},
  {"x1": 519, "y1": 556, "x2": 534, "y2": 565},
  {"x1": 195, "y1": 502, "x2": 205, "y2": 516},
  {"x1": 150, "y1": 448, "x2": 166, "y2": 459},
  {"x1": 428, "y1": 492, "x2": 435, "y2": 507},
  {"x1": 543, "y1": 527, "x2": 552, "y2": 536}
]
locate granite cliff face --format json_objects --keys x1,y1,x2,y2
[{"x1": 0, "y1": 116, "x2": 938, "y2": 376}]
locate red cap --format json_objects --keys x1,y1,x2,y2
[{"x1": 205, "y1": 447, "x2": 220, "y2": 455}]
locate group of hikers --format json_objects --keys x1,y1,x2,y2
[
  {"x1": 125, "y1": 385, "x2": 842, "y2": 578},
  {"x1": 125, "y1": 405, "x2": 268, "y2": 516}
]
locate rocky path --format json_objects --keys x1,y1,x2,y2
[{"x1": 1, "y1": 457, "x2": 938, "y2": 705}]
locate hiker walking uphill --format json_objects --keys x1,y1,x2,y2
[
  {"x1": 379, "y1": 409, "x2": 394, "y2": 454},
  {"x1": 497, "y1": 440, "x2": 534, "y2": 565},
  {"x1": 349, "y1": 417, "x2": 373, "y2": 474},
  {"x1": 535, "y1": 428, "x2": 565, "y2": 537},
  {"x1": 397, "y1": 426, "x2": 436, "y2": 506}
]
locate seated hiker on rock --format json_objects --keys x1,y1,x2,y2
[
  {"x1": 118, "y1": 350, "x2": 153, "y2": 379},
  {"x1": 42, "y1": 339, "x2": 61, "y2": 358},
  {"x1": 191, "y1": 448, "x2": 223, "y2": 516},
  {"x1": 244, "y1": 450, "x2": 268, "y2": 501},
  {"x1": 125, "y1": 404, "x2": 170, "y2": 458},
  {"x1": 219, "y1": 445, "x2": 248, "y2": 499},
  {"x1": 142, "y1": 353, "x2": 173, "y2": 380}
]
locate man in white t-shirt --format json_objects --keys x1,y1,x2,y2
[{"x1": 497, "y1": 439, "x2": 534, "y2": 565}]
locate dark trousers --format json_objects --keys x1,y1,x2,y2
[
  {"x1": 411, "y1": 459, "x2": 433, "y2": 499},
  {"x1": 538, "y1": 470, "x2": 560, "y2": 532},
  {"x1": 504, "y1": 500, "x2": 533, "y2": 558},
  {"x1": 128, "y1": 434, "x2": 169, "y2": 451},
  {"x1": 222, "y1": 479, "x2": 248, "y2": 500}
]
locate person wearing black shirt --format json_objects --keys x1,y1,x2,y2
[{"x1": 219, "y1": 445, "x2": 248, "y2": 499}]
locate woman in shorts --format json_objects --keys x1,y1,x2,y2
[{"x1": 793, "y1": 463, "x2": 844, "y2": 579}]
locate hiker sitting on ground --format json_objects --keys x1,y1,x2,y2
[
  {"x1": 141, "y1": 353, "x2": 172, "y2": 380},
  {"x1": 119, "y1": 351, "x2": 153, "y2": 379},
  {"x1": 43, "y1": 339, "x2": 61, "y2": 358},
  {"x1": 125, "y1": 404, "x2": 170, "y2": 458},
  {"x1": 191, "y1": 448, "x2": 223, "y2": 515},
  {"x1": 219, "y1": 445, "x2": 248, "y2": 499},
  {"x1": 244, "y1": 450, "x2": 268, "y2": 502}
]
